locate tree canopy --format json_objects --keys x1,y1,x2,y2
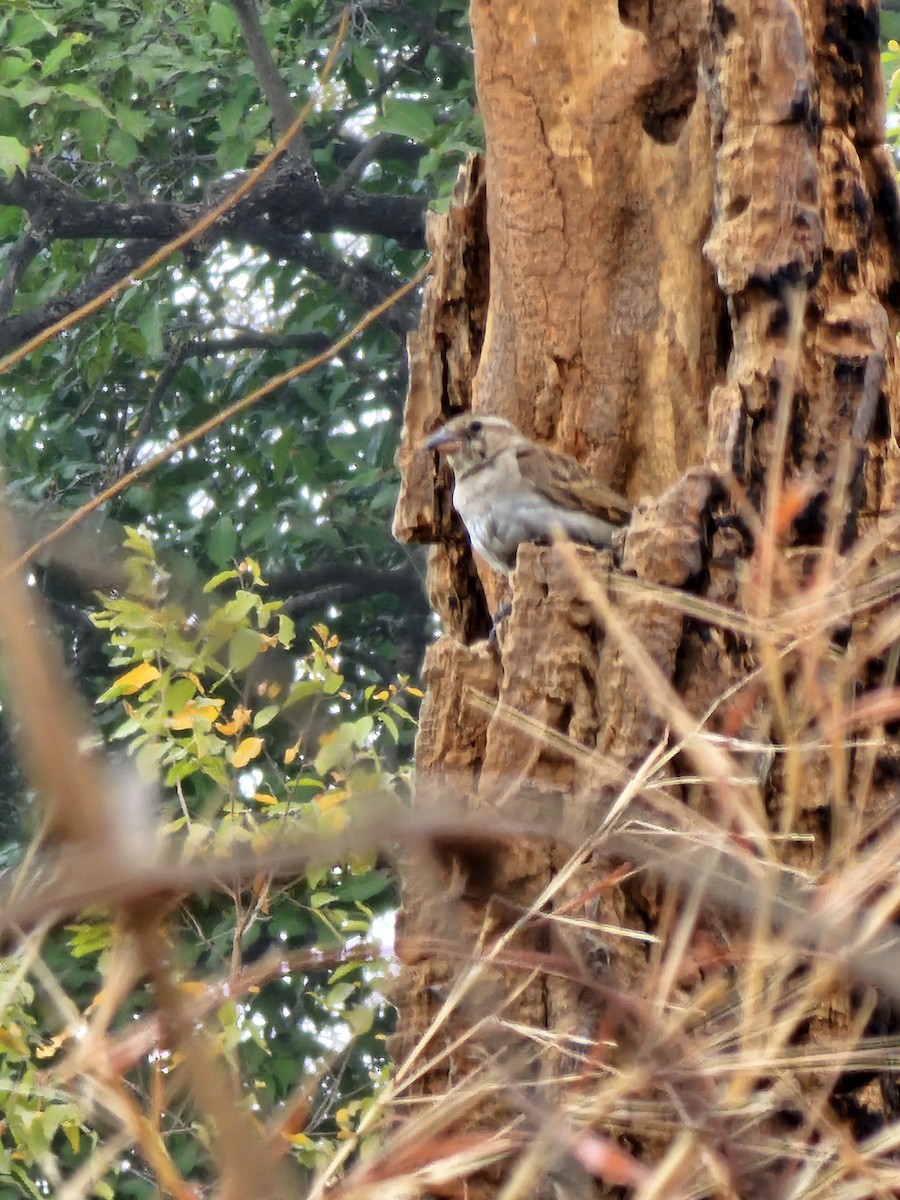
[
  {"x1": 0, "y1": 1, "x2": 479, "y2": 1194},
  {"x1": 0, "y1": 0, "x2": 478, "y2": 703}
]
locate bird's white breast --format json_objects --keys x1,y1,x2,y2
[{"x1": 451, "y1": 444, "x2": 616, "y2": 575}]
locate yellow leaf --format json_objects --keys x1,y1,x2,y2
[
  {"x1": 237, "y1": 557, "x2": 266, "y2": 584},
  {"x1": 284, "y1": 744, "x2": 299, "y2": 765},
  {"x1": 372, "y1": 689, "x2": 389, "y2": 701},
  {"x1": 319, "y1": 806, "x2": 347, "y2": 835},
  {"x1": 406, "y1": 687, "x2": 424, "y2": 698},
  {"x1": 34, "y1": 1029, "x2": 69, "y2": 1058},
  {"x1": 233, "y1": 736, "x2": 264, "y2": 767},
  {"x1": 215, "y1": 705, "x2": 252, "y2": 736},
  {"x1": 316, "y1": 788, "x2": 348, "y2": 811},
  {"x1": 168, "y1": 700, "x2": 223, "y2": 730},
  {"x1": 253, "y1": 791, "x2": 278, "y2": 805},
  {"x1": 115, "y1": 662, "x2": 160, "y2": 694}
]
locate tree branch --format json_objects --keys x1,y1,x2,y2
[
  {"x1": 228, "y1": 0, "x2": 311, "y2": 160},
  {"x1": 117, "y1": 330, "x2": 336, "y2": 475},
  {"x1": 323, "y1": 1, "x2": 470, "y2": 63},
  {"x1": 392, "y1": 3, "x2": 472, "y2": 62},
  {"x1": 252, "y1": 235, "x2": 418, "y2": 335},
  {"x1": 0, "y1": 170, "x2": 426, "y2": 248},
  {"x1": 0, "y1": 239, "x2": 160, "y2": 357},
  {"x1": 269, "y1": 560, "x2": 425, "y2": 617},
  {"x1": 0, "y1": 225, "x2": 45, "y2": 320},
  {"x1": 0, "y1": 174, "x2": 422, "y2": 355},
  {"x1": 329, "y1": 132, "x2": 393, "y2": 201}
]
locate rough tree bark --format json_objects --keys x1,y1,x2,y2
[{"x1": 393, "y1": 1, "x2": 900, "y2": 1195}]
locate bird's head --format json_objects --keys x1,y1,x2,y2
[{"x1": 425, "y1": 414, "x2": 519, "y2": 473}]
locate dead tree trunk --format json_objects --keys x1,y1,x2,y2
[{"x1": 393, "y1": 1, "x2": 900, "y2": 1194}]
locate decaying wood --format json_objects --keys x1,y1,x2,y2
[
  {"x1": 392, "y1": 0, "x2": 900, "y2": 1193},
  {"x1": 392, "y1": 156, "x2": 493, "y2": 639}
]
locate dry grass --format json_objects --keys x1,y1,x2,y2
[
  {"x1": 3, "y1": 433, "x2": 900, "y2": 1200},
  {"x1": 1, "y1": 143, "x2": 900, "y2": 1200}
]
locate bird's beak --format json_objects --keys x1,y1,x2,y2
[{"x1": 425, "y1": 427, "x2": 462, "y2": 455}]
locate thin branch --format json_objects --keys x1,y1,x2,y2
[
  {"x1": 269, "y1": 561, "x2": 425, "y2": 615},
  {"x1": 228, "y1": 0, "x2": 310, "y2": 160},
  {"x1": 323, "y1": 1, "x2": 470, "y2": 62},
  {"x1": 393, "y1": 3, "x2": 472, "y2": 62},
  {"x1": 0, "y1": 225, "x2": 44, "y2": 320},
  {"x1": 118, "y1": 342, "x2": 192, "y2": 476},
  {"x1": 270, "y1": 236, "x2": 418, "y2": 333},
  {"x1": 329, "y1": 131, "x2": 393, "y2": 200},
  {"x1": 323, "y1": 44, "x2": 430, "y2": 141},
  {"x1": 117, "y1": 330, "x2": 334, "y2": 475}
]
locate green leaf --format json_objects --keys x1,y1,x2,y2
[
  {"x1": 346, "y1": 1003, "x2": 375, "y2": 1037},
  {"x1": 377, "y1": 96, "x2": 435, "y2": 143},
  {"x1": 222, "y1": 590, "x2": 262, "y2": 622},
  {"x1": 209, "y1": 0, "x2": 238, "y2": 43},
  {"x1": 135, "y1": 739, "x2": 167, "y2": 780},
  {"x1": 0, "y1": 82, "x2": 54, "y2": 107},
  {"x1": 10, "y1": 12, "x2": 57, "y2": 45},
  {"x1": 351, "y1": 43, "x2": 380, "y2": 88},
  {"x1": 0, "y1": 136, "x2": 29, "y2": 179},
  {"x1": 378, "y1": 710, "x2": 399, "y2": 742},
  {"x1": 40, "y1": 38, "x2": 75, "y2": 77},
  {"x1": 229, "y1": 626, "x2": 262, "y2": 672},
  {"x1": 137, "y1": 301, "x2": 164, "y2": 358},
  {"x1": 252, "y1": 704, "x2": 280, "y2": 730},
  {"x1": 208, "y1": 517, "x2": 238, "y2": 565},
  {"x1": 164, "y1": 675, "x2": 198, "y2": 715},
  {"x1": 107, "y1": 128, "x2": 138, "y2": 167},
  {"x1": 323, "y1": 670, "x2": 344, "y2": 695},
  {"x1": 59, "y1": 83, "x2": 114, "y2": 117},
  {"x1": 0, "y1": 53, "x2": 33, "y2": 85}
]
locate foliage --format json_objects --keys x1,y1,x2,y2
[
  {"x1": 883, "y1": 19, "x2": 900, "y2": 162},
  {"x1": 0, "y1": 967, "x2": 86, "y2": 1199},
  {"x1": 0, "y1": 4, "x2": 475, "y2": 1183},
  {"x1": 0, "y1": 0, "x2": 478, "y2": 716},
  {"x1": 2, "y1": 531, "x2": 418, "y2": 1194}
]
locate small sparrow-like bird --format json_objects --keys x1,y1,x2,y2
[{"x1": 426, "y1": 414, "x2": 630, "y2": 576}]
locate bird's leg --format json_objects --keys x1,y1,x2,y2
[
  {"x1": 492, "y1": 600, "x2": 512, "y2": 626},
  {"x1": 487, "y1": 600, "x2": 512, "y2": 649}
]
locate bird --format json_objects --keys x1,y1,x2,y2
[{"x1": 425, "y1": 414, "x2": 631, "y2": 576}]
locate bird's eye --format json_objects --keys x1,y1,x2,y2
[{"x1": 469, "y1": 420, "x2": 483, "y2": 435}]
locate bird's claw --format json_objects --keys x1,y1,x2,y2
[{"x1": 488, "y1": 601, "x2": 512, "y2": 650}]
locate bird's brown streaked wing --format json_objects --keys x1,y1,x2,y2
[{"x1": 514, "y1": 444, "x2": 631, "y2": 525}]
